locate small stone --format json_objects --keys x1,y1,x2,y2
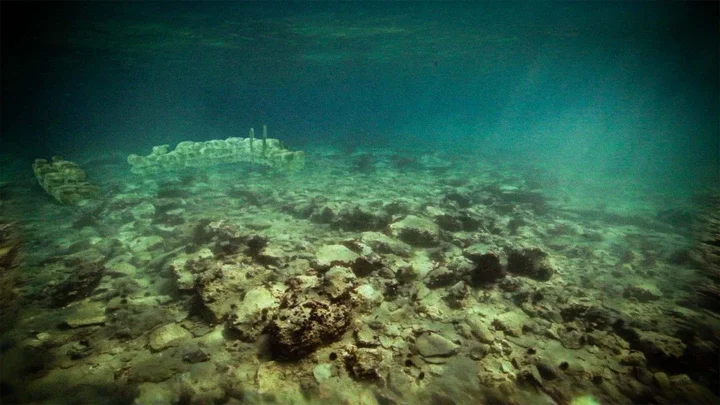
[
  {"x1": 234, "y1": 287, "x2": 277, "y2": 322},
  {"x1": 258, "y1": 246, "x2": 284, "y2": 266},
  {"x1": 148, "y1": 323, "x2": 192, "y2": 352},
  {"x1": 313, "y1": 363, "x2": 333, "y2": 383},
  {"x1": 469, "y1": 343, "x2": 489, "y2": 360},
  {"x1": 535, "y1": 359, "x2": 559, "y2": 380},
  {"x1": 425, "y1": 266, "x2": 459, "y2": 288},
  {"x1": 106, "y1": 262, "x2": 137, "y2": 277},
  {"x1": 344, "y1": 348, "x2": 387, "y2": 380},
  {"x1": 106, "y1": 296, "x2": 125, "y2": 311},
  {"x1": 131, "y1": 202, "x2": 155, "y2": 219}
]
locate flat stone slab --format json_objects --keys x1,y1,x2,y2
[
  {"x1": 65, "y1": 302, "x2": 107, "y2": 328},
  {"x1": 415, "y1": 332, "x2": 459, "y2": 358},
  {"x1": 148, "y1": 323, "x2": 192, "y2": 351}
]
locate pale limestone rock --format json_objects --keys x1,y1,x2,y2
[
  {"x1": 149, "y1": 323, "x2": 192, "y2": 351},
  {"x1": 355, "y1": 283, "x2": 384, "y2": 310},
  {"x1": 316, "y1": 244, "x2": 359, "y2": 268},
  {"x1": 313, "y1": 363, "x2": 334, "y2": 383}
]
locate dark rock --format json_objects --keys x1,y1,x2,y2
[
  {"x1": 352, "y1": 256, "x2": 377, "y2": 278},
  {"x1": 507, "y1": 247, "x2": 554, "y2": 281},
  {"x1": 50, "y1": 263, "x2": 105, "y2": 307},
  {"x1": 67, "y1": 340, "x2": 93, "y2": 360},
  {"x1": 468, "y1": 252, "x2": 504, "y2": 286},
  {"x1": 534, "y1": 359, "x2": 559, "y2": 380},
  {"x1": 182, "y1": 348, "x2": 210, "y2": 363},
  {"x1": 425, "y1": 266, "x2": 459, "y2": 288},
  {"x1": 333, "y1": 206, "x2": 389, "y2": 232},
  {"x1": 310, "y1": 205, "x2": 335, "y2": 224},
  {"x1": 245, "y1": 234, "x2": 269, "y2": 259}
]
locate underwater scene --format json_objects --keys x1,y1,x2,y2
[{"x1": 0, "y1": 2, "x2": 718, "y2": 405}]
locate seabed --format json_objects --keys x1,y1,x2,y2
[{"x1": 0, "y1": 145, "x2": 718, "y2": 405}]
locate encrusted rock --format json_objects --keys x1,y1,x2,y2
[
  {"x1": 324, "y1": 266, "x2": 356, "y2": 299},
  {"x1": 265, "y1": 292, "x2": 352, "y2": 360}
]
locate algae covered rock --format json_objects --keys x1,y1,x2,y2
[{"x1": 32, "y1": 157, "x2": 100, "y2": 205}]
